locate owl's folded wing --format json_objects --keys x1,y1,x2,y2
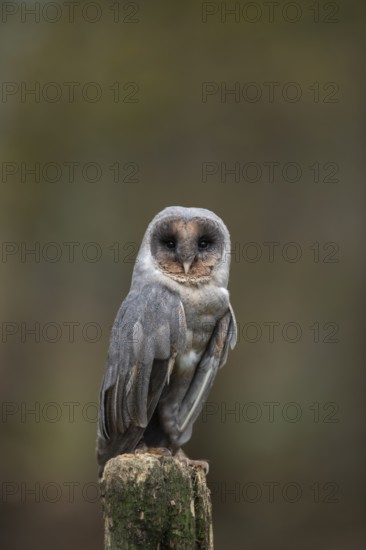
[
  {"x1": 177, "y1": 304, "x2": 237, "y2": 434},
  {"x1": 97, "y1": 285, "x2": 186, "y2": 462}
]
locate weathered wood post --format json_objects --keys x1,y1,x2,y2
[{"x1": 99, "y1": 453, "x2": 213, "y2": 549}]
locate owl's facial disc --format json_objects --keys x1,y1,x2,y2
[{"x1": 150, "y1": 218, "x2": 224, "y2": 283}]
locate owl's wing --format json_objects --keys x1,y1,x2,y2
[
  {"x1": 98, "y1": 285, "x2": 186, "y2": 463},
  {"x1": 177, "y1": 304, "x2": 237, "y2": 434}
]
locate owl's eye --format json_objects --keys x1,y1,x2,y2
[
  {"x1": 198, "y1": 239, "x2": 210, "y2": 250},
  {"x1": 164, "y1": 240, "x2": 176, "y2": 249}
]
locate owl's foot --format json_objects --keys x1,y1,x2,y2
[
  {"x1": 174, "y1": 448, "x2": 209, "y2": 474},
  {"x1": 135, "y1": 444, "x2": 172, "y2": 457},
  {"x1": 134, "y1": 441, "x2": 148, "y2": 454},
  {"x1": 147, "y1": 447, "x2": 172, "y2": 457}
]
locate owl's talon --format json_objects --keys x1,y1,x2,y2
[
  {"x1": 185, "y1": 458, "x2": 210, "y2": 475},
  {"x1": 134, "y1": 443, "x2": 148, "y2": 455},
  {"x1": 175, "y1": 449, "x2": 209, "y2": 474}
]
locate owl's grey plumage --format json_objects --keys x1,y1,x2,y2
[{"x1": 97, "y1": 206, "x2": 237, "y2": 477}]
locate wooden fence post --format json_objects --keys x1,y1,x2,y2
[{"x1": 100, "y1": 453, "x2": 213, "y2": 549}]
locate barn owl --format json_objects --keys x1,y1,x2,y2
[{"x1": 97, "y1": 206, "x2": 237, "y2": 477}]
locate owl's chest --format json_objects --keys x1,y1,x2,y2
[{"x1": 178, "y1": 284, "x2": 229, "y2": 356}]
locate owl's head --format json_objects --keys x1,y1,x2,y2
[{"x1": 135, "y1": 207, "x2": 232, "y2": 287}]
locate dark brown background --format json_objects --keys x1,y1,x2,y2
[{"x1": 0, "y1": 1, "x2": 365, "y2": 548}]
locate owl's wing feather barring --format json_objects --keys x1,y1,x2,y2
[
  {"x1": 177, "y1": 305, "x2": 237, "y2": 434},
  {"x1": 97, "y1": 284, "x2": 186, "y2": 469}
]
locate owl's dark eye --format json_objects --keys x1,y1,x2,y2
[
  {"x1": 164, "y1": 240, "x2": 176, "y2": 249},
  {"x1": 198, "y1": 239, "x2": 210, "y2": 250}
]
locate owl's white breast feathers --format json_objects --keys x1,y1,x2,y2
[{"x1": 175, "y1": 349, "x2": 201, "y2": 372}]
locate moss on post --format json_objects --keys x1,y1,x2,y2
[{"x1": 100, "y1": 454, "x2": 213, "y2": 549}]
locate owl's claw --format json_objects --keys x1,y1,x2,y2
[{"x1": 175, "y1": 449, "x2": 209, "y2": 474}]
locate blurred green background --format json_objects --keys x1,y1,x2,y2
[{"x1": 0, "y1": 1, "x2": 365, "y2": 548}]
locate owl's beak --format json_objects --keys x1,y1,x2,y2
[{"x1": 183, "y1": 260, "x2": 193, "y2": 274}]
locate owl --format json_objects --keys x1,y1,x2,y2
[{"x1": 97, "y1": 206, "x2": 237, "y2": 477}]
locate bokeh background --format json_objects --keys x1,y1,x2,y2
[{"x1": 1, "y1": 1, "x2": 365, "y2": 548}]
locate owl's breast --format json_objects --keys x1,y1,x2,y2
[
  {"x1": 180, "y1": 284, "x2": 229, "y2": 324},
  {"x1": 178, "y1": 284, "x2": 230, "y2": 359}
]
